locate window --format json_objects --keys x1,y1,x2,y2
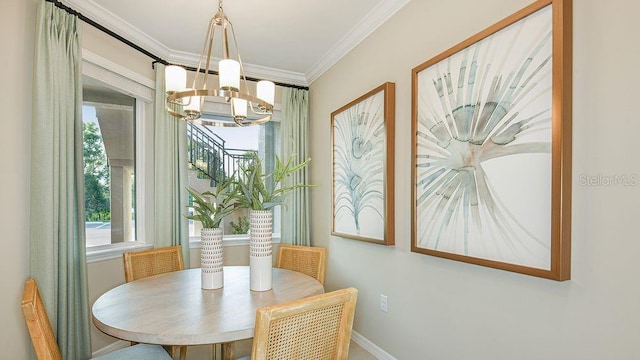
[
  {"x1": 83, "y1": 79, "x2": 137, "y2": 247},
  {"x1": 187, "y1": 116, "x2": 281, "y2": 238}
]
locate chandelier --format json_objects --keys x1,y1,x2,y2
[{"x1": 164, "y1": 0, "x2": 275, "y2": 127}]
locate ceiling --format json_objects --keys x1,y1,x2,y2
[{"x1": 65, "y1": 0, "x2": 411, "y2": 86}]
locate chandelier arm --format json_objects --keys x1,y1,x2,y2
[
  {"x1": 203, "y1": 18, "x2": 218, "y2": 90},
  {"x1": 194, "y1": 16, "x2": 217, "y2": 90},
  {"x1": 250, "y1": 103, "x2": 272, "y2": 115},
  {"x1": 226, "y1": 19, "x2": 253, "y2": 100},
  {"x1": 222, "y1": 18, "x2": 230, "y2": 59}
]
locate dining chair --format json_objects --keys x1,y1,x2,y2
[
  {"x1": 21, "y1": 278, "x2": 172, "y2": 360},
  {"x1": 122, "y1": 245, "x2": 185, "y2": 282},
  {"x1": 122, "y1": 245, "x2": 186, "y2": 360},
  {"x1": 250, "y1": 287, "x2": 358, "y2": 360},
  {"x1": 276, "y1": 244, "x2": 327, "y2": 285}
]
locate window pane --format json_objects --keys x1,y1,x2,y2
[
  {"x1": 187, "y1": 119, "x2": 280, "y2": 236},
  {"x1": 83, "y1": 83, "x2": 136, "y2": 247}
]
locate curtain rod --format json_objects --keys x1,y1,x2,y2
[{"x1": 45, "y1": 0, "x2": 310, "y2": 91}]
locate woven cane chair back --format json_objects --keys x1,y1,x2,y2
[
  {"x1": 123, "y1": 245, "x2": 184, "y2": 283},
  {"x1": 251, "y1": 287, "x2": 358, "y2": 360},
  {"x1": 276, "y1": 245, "x2": 327, "y2": 285}
]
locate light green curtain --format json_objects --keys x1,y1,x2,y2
[
  {"x1": 281, "y1": 88, "x2": 311, "y2": 246},
  {"x1": 154, "y1": 64, "x2": 190, "y2": 266},
  {"x1": 30, "y1": 1, "x2": 91, "y2": 359}
]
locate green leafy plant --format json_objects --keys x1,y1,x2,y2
[
  {"x1": 229, "y1": 215, "x2": 250, "y2": 234},
  {"x1": 234, "y1": 153, "x2": 312, "y2": 211},
  {"x1": 185, "y1": 175, "x2": 237, "y2": 229}
]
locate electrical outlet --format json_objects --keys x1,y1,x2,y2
[{"x1": 380, "y1": 294, "x2": 388, "y2": 313}]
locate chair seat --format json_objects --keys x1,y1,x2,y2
[{"x1": 93, "y1": 344, "x2": 173, "y2": 360}]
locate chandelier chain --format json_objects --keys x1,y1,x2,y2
[{"x1": 218, "y1": 0, "x2": 223, "y2": 12}]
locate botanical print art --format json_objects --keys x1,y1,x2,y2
[
  {"x1": 333, "y1": 90, "x2": 386, "y2": 241},
  {"x1": 414, "y1": 5, "x2": 553, "y2": 270}
]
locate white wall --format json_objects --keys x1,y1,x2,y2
[
  {"x1": 0, "y1": 0, "x2": 37, "y2": 358},
  {"x1": 310, "y1": 0, "x2": 640, "y2": 359}
]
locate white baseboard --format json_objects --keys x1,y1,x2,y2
[
  {"x1": 92, "y1": 340, "x2": 129, "y2": 357},
  {"x1": 352, "y1": 330, "x2": 397, "y2": 360}
]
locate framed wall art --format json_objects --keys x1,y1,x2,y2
[
  {"x1": 332, "y1": 82, "x2": 395, "y2": 245},
  {"x1": 411, "y1": 0, "x2": 571, "y2": 280}
]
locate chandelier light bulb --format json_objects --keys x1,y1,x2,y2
[
  {"x1": 231, "y1": 98, "x2": 248, "y2": 120},
  {"x1": 219, "y1": 59, "x2": 240, "y2": 92},
  {"x1": 257, "y1": 80, "x2": 275, "y2": 106},
  {"x1": 165, "y1": 65, "x2": 187, "y2": 93},
  {"x1": 184, "y1": 95, "x2": 202, "y2": 113}
]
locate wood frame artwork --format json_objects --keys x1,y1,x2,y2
[
  {"x1": 331, "y1": 82, "x2": 395, "y2": 245},
  {"x1": 411, "y1": 0, "x2": 571, "y2": 280}
]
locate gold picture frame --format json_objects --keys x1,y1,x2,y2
[
  {"x1": 411, "y1": 0, "x2": 571, "y2": 280},
  {"x1": 331, "y1": 82, "x2": 395, "y2": 245}
]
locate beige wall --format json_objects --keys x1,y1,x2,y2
[
  {"x1": 310, "y1": 0, "x2": 640, "y2": 359},
  {"x1": 7, "y1": 0, "x2": 640, "y2": 358},
  {"x1": 83, "y1": 24, "x2": 155, "y2": 81},
  {"x1": 0, "y1": 0, "x2": 37, "y2": 358}
]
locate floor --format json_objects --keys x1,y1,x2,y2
[{"x1": 184, "y1": 339, "x2": 377, "y2": 359}]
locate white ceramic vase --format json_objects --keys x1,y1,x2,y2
[
  {"x1": 201, "y1": 227, "x2": 224, "y2": 289},
  {"x1": 249, "y1": 210, "x2": 272, "y2": 291}
]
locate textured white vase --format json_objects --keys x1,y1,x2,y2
[
  {"x1": 249, "y1": 210, "x2": 272, "y2": 291},
  {"x1": 201, "y1": 227, "x2": 224, "y2": 289}
]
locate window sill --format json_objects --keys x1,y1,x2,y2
[
  {"x1": 87, "y1": 235, "x2": 281, "y2": 263},
  {"x1": 86, "y1": 242, "x2": 154, "y2": 263}
]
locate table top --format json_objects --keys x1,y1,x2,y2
[{"x1": 92, "y1": 266, "x2": 325, "y2": 345}]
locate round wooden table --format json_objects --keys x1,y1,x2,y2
[{"x1": 92, "y1": 266, "x2": 324, "y2": 356}]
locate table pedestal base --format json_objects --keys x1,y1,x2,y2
[{"x1": 221, "y1": 342, "x2": 235, "y2": 360}]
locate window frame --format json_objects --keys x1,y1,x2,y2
[{"x1": 82, "y1": 50, "x2": 154, "y2": 263}]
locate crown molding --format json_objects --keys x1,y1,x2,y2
[
  {"x1": 305, "y1": 0, "x2": 411, "y2": 84},
  {"x1": 65, "y1": 0, "x2": 172, "y2": 59}
]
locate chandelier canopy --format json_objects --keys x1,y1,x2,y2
[{"x1": 164, "y1": 0, "x2": 275, "y2": 127}]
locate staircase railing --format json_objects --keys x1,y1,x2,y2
[{"x1": 187, "y1": 122, "x2": 255, "y2": 186}]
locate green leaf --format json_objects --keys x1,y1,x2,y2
[
  {"x1": 232, "y1": 152, "x2": 314, "y2": 211},
  {"x1": 185, "y1": 178, "x2": 238, "y2": 229}
]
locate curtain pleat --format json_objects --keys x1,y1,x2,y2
[
  {"x1": 154, "y1": 64, "x2": 190, "y2": 266},
  {"x1": 30, "y1": 1, "x2": 91, "y2": 359},
  {"x1": 281, "y1": 88, "x2": 311, "y2": 246}
]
